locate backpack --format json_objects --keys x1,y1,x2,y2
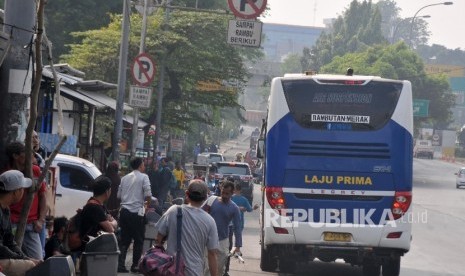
[{"x1": 66, "y1": 199, "x2": 99, "y2": 251}]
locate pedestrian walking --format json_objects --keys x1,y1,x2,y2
[
  {"x1": 224, "y1": 182, "x2": 259, "y2": 275},
  {"x1": 155, "y1": 180, "x2": 219, "y2": 276},
  {"x1": 202, "y1": 180, "x2": 242, "y2": 276},
  {"x1": 172, "y1": 161, "x2": 185, "y2": 195},
  {"x1": 156, "y1": 158, "x2": 173, "y2": 212},
  {"x1": 117, "y1": 157, "x2": 152, "y2": 273}
]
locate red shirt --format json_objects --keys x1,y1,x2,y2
[{"x1": 10, "y1": 165, "x2": 47, "y2": 224}]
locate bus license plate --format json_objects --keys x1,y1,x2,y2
[{"x1": 323, "y1": 232, "x2": 352, "y2": 242}]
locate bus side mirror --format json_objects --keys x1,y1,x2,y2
[{"x1": 256, "y1": 138, "x2": 265, "y2": 159}]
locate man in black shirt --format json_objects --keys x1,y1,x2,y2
[
  {"x1": 0, "y1": 170, "x2": 40, "y2": 275},
  {"x1": 79, "y1": 176, "x2": 117, "y2": 246}
]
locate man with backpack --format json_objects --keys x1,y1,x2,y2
[
  {"x1": 79, "y1": 176, "x2": 117, "y2": 241},
  {"x1": 66, "y1": 176, "x2": 118, "y2": 253}
]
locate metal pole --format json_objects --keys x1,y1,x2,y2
[
  {"x1": 153, "y1": 0, "x2": 172, "y2": 160},
  {"x1": 131, "y1": 0, "x2": 150, "y2": 158},
  {"x1": 391, "y1": 16, "x2": 430, "y2": 44},
  {"x1": 408, "y1": 2, "x2": 453, "y2": 47},
  {"x1": 112, "y1": 0, "x2": 131, "y2": 161}
]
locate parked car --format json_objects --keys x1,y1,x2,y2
[
  {"x1": 455, "y1": 167, "x2": 465, "y2": 189},
  {"x1": 211, "y1": 161, "x2": 254, "y2": 204},
  {"x1": 52, "y1": 154, "x2": 102, "y2": 219}
]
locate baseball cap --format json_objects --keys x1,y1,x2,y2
[
  {"x1": 0, "y1": 170, "x2": 33, "y2": 191},
  {"x1": 187, "y1": 180, "x2": 208, "y2": 201}
]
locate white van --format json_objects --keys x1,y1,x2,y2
[{"x1": 51, "y1": 154, "x2": 102, "y2": 219}]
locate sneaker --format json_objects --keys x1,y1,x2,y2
[{"x1": 118, "y1": 267, "x2": 129, "y2": 273}]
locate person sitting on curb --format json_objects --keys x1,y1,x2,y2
[{"x1": 0, "y1": 170, "x2": 41, "y2": 276}]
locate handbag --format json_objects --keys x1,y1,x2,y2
[{"x1": 139, "y1": 206, "x2": 185, "y2": 276}]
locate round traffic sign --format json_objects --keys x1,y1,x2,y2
[
  {"x1": 228, "y1": 0, "x2": 267, "y2": 19},
  {"x1": 131, "y1": 53, "x2": 156, "y2": 86}
]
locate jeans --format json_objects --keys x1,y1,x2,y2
[{"x1": 12, "y1": 223, "x2": 43, "y2": 260}]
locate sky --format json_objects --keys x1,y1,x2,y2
[{"x1": 259, "y1": 0, "x2": 464, "y2": 50}]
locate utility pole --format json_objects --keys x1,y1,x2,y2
[
  {"x1": 152, "y1": 0, "x2": 172, "y2": 160},
  {"x1": 131, "y1": 0, "x2": 157, "y2": 158},
  {"x1": 112, "y1": 0, "x2": 131, "y2": 162},
  {"x1": 0, "y1": 0, "x2": 36, "y2": 169}
]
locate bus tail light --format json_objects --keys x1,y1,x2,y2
[
  {"x1": 273, "y1": 227, "x2": 289, "y2": 234},
  {"x1": 390, "y1": 191, "x2": 412, "y2": 220},
  {"x1": 266, "y1": 187, "x2": 286, "y2": 211}
]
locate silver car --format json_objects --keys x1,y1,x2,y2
[{"x1": 455, "y1": 167, "x2": 465, "y2": 189}]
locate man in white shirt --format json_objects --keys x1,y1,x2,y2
[{"x1": 117, "y1": 157, "x2": 152, "y2": 273}]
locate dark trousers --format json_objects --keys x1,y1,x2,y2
[{"x1": 118, "y1": 208, "x2": 145, "y2": 269}]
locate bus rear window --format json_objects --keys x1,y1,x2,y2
[{"x1": 282, "y1": 79, "x2": 402, "y2": 130}]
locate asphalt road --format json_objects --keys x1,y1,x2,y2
[
  {"x1": 226, "y1": 128, "x2": 465, "y2": 276},
  {"x1": 120, "y1": 126, "x2": 465, "y2": 276}
]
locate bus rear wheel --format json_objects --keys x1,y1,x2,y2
[
  {"x1": 260, "y1": 245, "x2": 277, "y2": 272},
  {"x1": 382, "y1": 257, "x2": 400, "y2": 276}
]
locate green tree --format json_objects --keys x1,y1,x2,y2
[
  {"x1": 44, "y1": 0, "x2": 123, "y2": 59},
  {"x1": 321, "y1": 42, "x2": 455, "y2": 129},
  {"x1": 62, "y1": 8, "x2": 262, "y2": 135},
  {"x1": 416, "y1": 44, "x2": 465, "y2": 66},
  {"x1": 303, "y1": 0, "x2": 386, "y2": 70},
  {"x1": 375, "y1": 0, "x2": 430, "y2": 45}
]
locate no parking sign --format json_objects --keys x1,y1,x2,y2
[
  {"x1": 131, "y1": 53, "x2": 156, "y2": 87},
  {"x1": 228, "y1": 0, "x2": 267, "y2": 19}
]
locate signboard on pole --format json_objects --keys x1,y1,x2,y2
[
  {"x1": 413, "y1": 99, "x2": 429, "y2": 117},
  {"x1": 130, "y1": 85, "x2": 152, "y2": 108},
  {"x1": 228, "y1": 19, "x2": 262, "y2": 47},
  {"x1": 228, "y1": 0, "x2": 267, "y2": 19},
  {"x1": 170, "y1": 139, "x2": 183, "y2": 152},
  {"x1": 131, "y1": 53, "x2": 156, "y2": 87}
]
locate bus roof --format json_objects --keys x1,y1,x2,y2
[{"x1": 281, "y1": 73, "x2": 404, "y2": 83}]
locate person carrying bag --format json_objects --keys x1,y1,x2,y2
[
  {"x1": 151, "y1": 180, "x2": 219, "y2": 276},
  {"x1": 139, "y1": 206, "x2": 185, "y2": 276}
]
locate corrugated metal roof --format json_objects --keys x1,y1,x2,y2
[
  {"x1": 123, "y1": 114, "x2": 148, "y2": 128},
  {"x1": 60, "y1": 86, "x2": 105, "y2": 108},
  {"x1": 80, "y1": 90, "x2": 132, "y2": 112}
]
